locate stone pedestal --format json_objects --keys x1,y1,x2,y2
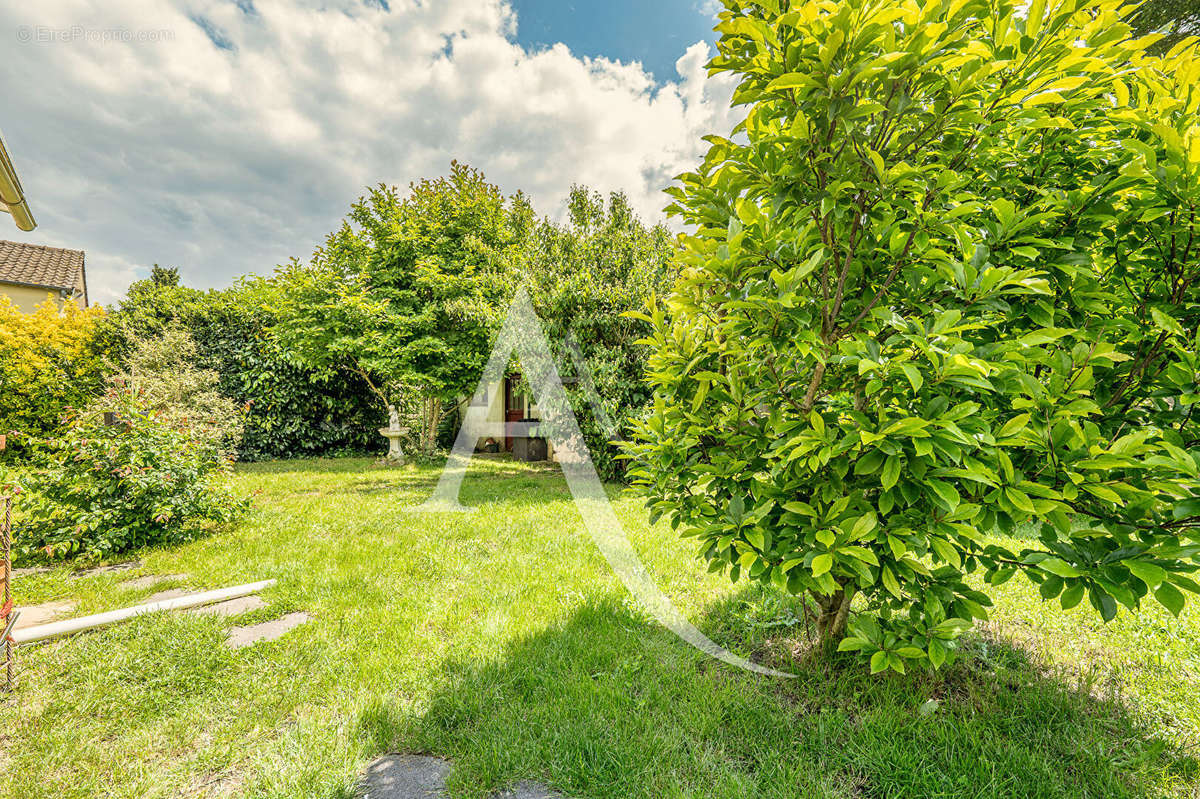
[{"x1": 379, "y1": 426, "x2": 410, "y2": 463}]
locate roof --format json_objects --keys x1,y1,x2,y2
[{"x1": 0, "y1": 239, "x2": 85, "y2": 293}]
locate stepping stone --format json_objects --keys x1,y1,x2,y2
[
  {"x1": 359, "y1": 755, "x2": 450, "y2": 798},
  {"x1": 357, "y1": 755, "x2": 568, "y2": 799},
  {"x1": 146, "y1": 588, "x2": 191, "y2": 603},
  {"x1": 120, "y1": 574, "x2": 187, "y2": 590},
  {"x1": 226, "y1": 612, "x2": 311, "y2": 649},
  {"x1": 495, "y1": 783, "x2": 566, "y2": 799},
  {"x1": 189, "y1": 595, "x2": 267, "y2": 618},
  {"x1": 77, "y1": 561, "x2": 141, "y2": 576},
  {"x1": 10, "y1": 600, "x2": 76, "y2": 631}
]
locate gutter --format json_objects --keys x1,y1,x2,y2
[
  {"x1": 0, "y1": 130, "x2": 36, "y2": 231},
  {"x1": 0, "y1": 277, "x2": 75, "y2": 294}
]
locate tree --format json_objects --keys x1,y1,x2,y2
[
  {"x1": 1128, "y1": 0, "x2": 1200, "y2": 53},
  {"x1": 275, "y1": 163, "x2": 528, "y2": 453},
  {"x1": 626, "y1": 0, "x2": 1200, "y2": 672},
  {"x1": 523, "y1": 187, "x2": 677, "y2": 480}
]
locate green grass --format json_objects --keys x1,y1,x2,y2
[{"x1": 2, "y1": 456, "x2": 1198, "y2": 798}]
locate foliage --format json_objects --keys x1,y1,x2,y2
[
  {"x1": 1128, "y1": 0, "x2": 1200, "y2": 53},
  {"x1": 99, "y1": 326, "x2": 245, "y2": 458},
  {"x1": 0, "y1": 296, "x2": 107, "y2": 456},
  {"x1": 627, "y1": 0, "x2": 1200, "y2": 672},
  {"x1": 274, "y1": 162, "x2": 529, "y2": 453},
  {"x1": 15, "y1": 390, "x2": 247, "y2": 561},
  {"x1": 523, "y1": 187, "x2": 677, "y2": 481},
  {"x1": 101, "y1": 268, "x2": 383, "y2": 460}
]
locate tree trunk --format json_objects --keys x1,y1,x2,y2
[
  {"x1": 814, "y1": 587, "x2": 853, "y2": 652},
  {"x1": 421, "y1": 396, "x2": 443, "y2": 454}
]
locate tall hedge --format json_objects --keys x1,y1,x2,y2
[{"x1": 100, "y1": 268, "x2": 383, "y2": 460}]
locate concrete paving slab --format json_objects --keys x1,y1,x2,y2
[
  {"x1": 226, "y1": 611, "x2": 311, "y2": 649},
  {"x1": 188, "y1": 595, "x2": 267, "y2": 617},
  {"x1": 146, "y1": 588, "x2": 192, "y2": 603},
  {"x1": 120, "y1": 574, "x2": 187, "y2": 590},
  {"x1": 357, "y1": 755, "x2": 568, "y2": 799},
  {"x1": 77, "y1": 561, "x2": 141, "y2": 576},
  {"x1": 495, "y1": 782, "x2": 566, "y2": 799},
  {"x1": 10, "y1": 600, "x2": 76, "y2": 631},
  {"x1": 359, "y1": 755, "x2": 449, "y2": 798}
]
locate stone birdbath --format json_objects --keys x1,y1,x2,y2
[{"x1": 380, "y1": 406, "x2": 410, "y2": 464}]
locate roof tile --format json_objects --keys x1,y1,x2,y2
[{"x1": 0, "y1": 239, "x2": 85, "y2": 292}]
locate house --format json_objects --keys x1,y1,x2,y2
[
  {"x1": 0, "y1": 129, "x2": 36, "y2": 231},
  {"x1": 0, "y1": 240, "x2": 88, "y2": 312},
  {"x1": 469, "y1": 374, "x2": 556, "y2": 462}
]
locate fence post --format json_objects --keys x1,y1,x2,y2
[{"x1": 2, "y1": 493, "x2": 13, "y2": 692}]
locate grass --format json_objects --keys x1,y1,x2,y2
[{"x1": 1, "y1": 456, "x2": 1198, "y2": 798}]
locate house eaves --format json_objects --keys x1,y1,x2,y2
[{"x1": 0, "y1": 130, "x2": 36, "y2": 232}]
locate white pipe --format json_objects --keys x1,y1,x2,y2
[{"x1": 11, "y1": 580, "x2": 276, "y2": 644}]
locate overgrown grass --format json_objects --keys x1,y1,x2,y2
[{"x1": 2, "y1": 457, "x2": 1198, "y2": 798}]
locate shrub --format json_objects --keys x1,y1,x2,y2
[
  {"x1": 99, "y1": 326, "x2": 245, "y2": 458},
  {"x1": 0, "y1": 296, "x2": 107, "y2": 456},
  {"x1": 627, "y1": 0, "x2": 1200, "y2": 672},
  {"x1": 15, "y1": 390, "x2": 247, "y2": 562}
]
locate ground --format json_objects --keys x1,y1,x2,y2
[{"x1": 1, "y1": 457, "x2": 1198, "y2": 798}]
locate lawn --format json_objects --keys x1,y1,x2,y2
[{"x1": 1, "y1": 457, "x2": 1198, "y2": 799}]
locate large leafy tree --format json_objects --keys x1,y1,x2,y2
[
  {"x1": 275, "y1": 162, "x2": 529, "y2": 452},
  {"x1": 523, "y1": 187, "x2": 677, "y2": 480},
  {"x1": 627, "y1": 0, "x2": 1200, "y2": 672}
]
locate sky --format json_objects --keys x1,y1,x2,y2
[{"x1": 0, "y1": 0, "x2": 737, "y2": 305}]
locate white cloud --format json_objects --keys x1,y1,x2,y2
[{"x1": 1, "y1": 0, "x2": 739, "y2": 304}]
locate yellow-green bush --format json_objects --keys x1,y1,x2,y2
[{"x1": 0, "y1": 297, "x2": 107, "y2": 455}]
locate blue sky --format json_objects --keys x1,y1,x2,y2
[
  {"x1": 509, "y1": 0, "x2": 720, "y2": 82},
  {"x1": 2, "y1": 0, "x2": 739, "y2": 302}
]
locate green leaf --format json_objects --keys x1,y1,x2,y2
[
  {"x1": 881, "y1": 565, "x2": 901, "y2": 598},
  {"x1": 881, "y1": 455, "x2": 902, "y2": 491},
  {"x1": 996, "y1": 413, "x2": 1031, "y2": 439},
  {"x1": 812, "y1": 553, "x2": 833, "y2": 577},
  {"x1": 870, "y1": 650, "x2": 888, "y2": 674},
  {"x1": 1060, "y1": 582, "x2": 1085, "y2": 610},
  {"x1": 1005, "y1": 487, "x2": 1036, "y2": 513},
  {"x1": 1150, "y1": 308, "x2": 1185, "y2": 337},
  {"x1": 1040, "y1": 557, "x2": 1082, "y2": 578},
  {"x1": 1126, "y1": 560, "x2": 1166, "y2": 589},
  {"x1": 928, "y1": 480, "x2": 960, "y2": 511},
  {"x1": 1155, "y1": 582, "x2": 1185, "y2": 617},
  {"x1": 841, "y1": 545, "x2": 879, "y2": 566},
  {"x1": 766, "y1": 73, "x2": 818, "y2": 92},
  {"x1": 899, "y1": 363, "x2": 923, "y2": 392}
]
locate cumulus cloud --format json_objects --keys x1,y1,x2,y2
[{"x1": 1, "y1": 0, "x2": 740, "y2": 303}]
